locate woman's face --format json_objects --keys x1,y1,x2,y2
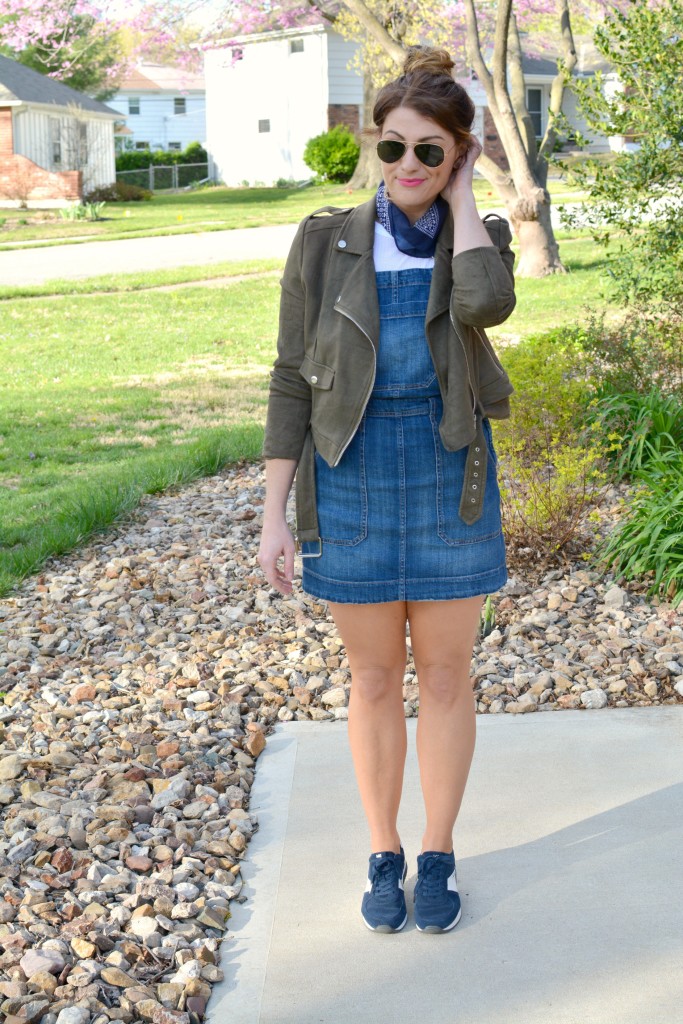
[{"x1": 378, "y1": 105, "x2": 459, "y2": 223}]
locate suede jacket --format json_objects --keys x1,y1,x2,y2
[{"x1": 262, "y1": 198, "x2": 516, "y2": 548}]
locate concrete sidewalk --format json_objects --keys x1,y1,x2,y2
[
  {"x1": 0, "y1": 203, "x2": 581, "y2": 287},
  {"x1": 207, "y1": 708, "x2": 683, "y2": 1024},
  {"x1": 0, "y1": 223, "x2": 299, "y2": 286}
]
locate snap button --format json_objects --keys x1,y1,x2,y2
[
  {"x1": 474, "y1": 446, "x2": 481, "y2": 453},
  {"x1": 310, "y1": 375, "x2": 318, "y2": 384},
  {"x1": 472, "y1": 484, "x2": 478, "y2": 490},
  {"x1": 474, "y1": 460, "x2": 480, "y2": 466},
  {"x1": 473, "y1": 472, "x2": 479, "y2": 477},
  {"x1": 338, "y1": 240, "x2": 347, "y2": 248},
  {"x1": 470, "y1": 497, "x2": 476, "y2": 503}
]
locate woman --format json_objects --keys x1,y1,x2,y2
[{"x1": 258, "y1": 45, "x2": 516, "y2": 934}]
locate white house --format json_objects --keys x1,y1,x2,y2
[
  {"x1": 107, "y1": 63, "x2": 206, "y2": 153},
  {"x1": 0, "y1": 53, "x2": 118, "y2": 207},
  {"x1": 204, "y1": 27, "x2": 615, "y2": 189},
  {"x1": 204, "y1": 25, "x2": 362, "y2": 186}
]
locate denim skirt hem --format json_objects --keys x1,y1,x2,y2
[{"x1": 301, "y1": 562, "x2": 508, "y2": 605}]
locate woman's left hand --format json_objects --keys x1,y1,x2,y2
[{"x1": 441, "y1": 135, "x2": 482, "y2": 206}]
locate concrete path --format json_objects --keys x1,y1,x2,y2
[
  {"x1": 0, "y1": 223, "x2": 299, "y2": 286},
  {"x1": 207, "y1": 708, "x2": 683, "y2": 1024},
  {"x1": 0, "y1": 202, "x2": 584, "y2": 287}
]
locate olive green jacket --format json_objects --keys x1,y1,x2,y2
[{"x1": 262, "y1": 198, "x2": 516, "y2": 546}]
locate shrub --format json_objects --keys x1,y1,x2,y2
[
  {"x1": 494, "y1": 330, "x2": 607, "y2": 553},
  {"x1": 83, "y1": 182, "x2": 152, "y2": 203},
  {"x1": 303, "y1": 125, "x2": 360, "y2": 183},
  {"x1": 115, "y1": 141, "x2": 208, "y2": 171},
  {"x1": 564, "y1": 310, "x2": 683, "y2": 398},
  {"x1": 599, "y1": 449, "x2": 683, "y2": 607},
  {"x1": 588, "y1": 387, "x2": 683, "y2": 480}
]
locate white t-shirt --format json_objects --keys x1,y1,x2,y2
[{"x1": 372, "y1": 221, "x2": 435, "y2": 272}]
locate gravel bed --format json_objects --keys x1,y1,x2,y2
[{"x1": 0, "y1": 463, "x2": 681, "y2": 1024}]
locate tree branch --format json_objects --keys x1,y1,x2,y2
[
  {"x1": 475, "y1": 151, "x2": 516, "y2": 199},
  {"x1": 507, "y1": 10, "x2": 537, "y2": 170},
  {"x1": 338, "y1": 0, "x2": 405, "y2": 65},
  {"x1": 489, "y1": 0, "x2": 538, "y2": 191},
  {"x1": 538, "y1": 0, "x2": 578, "y2": 166},
  {"x1": 463, "y1": 0, "x2": 494, "y2": 103}
]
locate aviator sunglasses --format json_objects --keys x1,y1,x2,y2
[{"x1": 376, "y1": 138, "x2": 456, "y2": 168}]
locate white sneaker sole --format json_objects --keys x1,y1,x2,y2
[{"x1": 415, "y1": 905, "x2": 462, "y2": 933}]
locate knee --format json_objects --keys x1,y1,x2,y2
[
  {"x1": 418, "y1": 664, "x2": 471, "y2": 705},
  {"x1": 351, "y1": 666, "x2": 403, "y2": 704}
]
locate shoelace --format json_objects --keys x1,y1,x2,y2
[
  {"x1": 417, "y1": 856, "x2": 449, "y2": 901},
  {"x1": 372, "y1": 859, "x2": 400, "y2": 900}
]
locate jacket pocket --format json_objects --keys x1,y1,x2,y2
[{"x1": 299, "y1": 354, "x2": 335, "y2": 390}]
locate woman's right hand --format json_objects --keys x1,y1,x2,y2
[{"x1": 258, "y1": 519, "x2": 296, "y2": 595}]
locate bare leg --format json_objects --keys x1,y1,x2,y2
[
  {"x1": 327, "y1": 600, "x2": 408, "y2": 854},
  {"x1": 408, "y1": 597, "x2": 483, "y2": 854}
]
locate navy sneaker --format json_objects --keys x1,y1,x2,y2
[
  {"x1": 414, "y1": 850, "x2": 462, "y2": 933},
  {"x1": 361, "y1": 848, "x2": 408, "y2": 933}
]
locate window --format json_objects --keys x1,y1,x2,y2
[
  {"x1": 258, "y1": 119, "x2": 271, "y2": 133},
  {"x1": 50, "y1": 118, "x2": 61, "y2": 166},
  {"x1": 289, "y1": 38, "x2": 304, "y2": 54},
  {"x1": 174, "y1": 97, "x2": 186, "y2": 115},
  {"x1": 168, "y1": 141, "x2": 182, "y2": 150},
  {"x1": 128, "y1": 97, "x2": 140, "y2": 115},
  {"x1": 526, "y1": 87, "x2": 543, "y2": 138},
  {"x1": 135, "y1": 141, "x2": 150, "y2": 150},
  {"x1": 78, "y1": 121, "x2": 88, "y2": 165}
]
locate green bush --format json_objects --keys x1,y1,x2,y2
[
  {"x1": 83, "y1": 182, "x2": 152, "y2": 203},
  {"x1": 599, "y1": 449, "x2": 683, "y2": 607},
  {"x1": 563, "y1": 311, "x2": 683, "y2": 398},
  {"x1": 589, "y1": 387, "x2": 683, "y2": 480},
  {"x1": 303, "y1": 125, "x2": 360, "y2": 183},
  {"x1": 116, "y1": 141, "x2": 208, "y2": 171},
  {"x1": 494, "y1": 330, "x2": 607, "y2": 552}
]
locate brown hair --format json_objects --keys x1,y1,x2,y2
[{"x1": 370, "y1": 46, "x2": 474, "y2": 148}]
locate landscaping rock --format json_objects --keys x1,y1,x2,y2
[{"x1": 0, "y1": 463, "x2": 680, "y2": 1021}]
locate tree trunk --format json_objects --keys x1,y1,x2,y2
[
  {"x1": 348, "y1": 75, "x2": 380, "y2": 190},
  {"x1": 508, "y1": 189, "x2": 565, "y2": 276}
]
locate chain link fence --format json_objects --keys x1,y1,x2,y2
[{"x1": 115, "y1": 163, "x2": 210, "y2": 191}]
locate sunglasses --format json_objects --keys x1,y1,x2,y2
[{"x1": 376, "y1": 139, "x2": 456, "y2": 168}]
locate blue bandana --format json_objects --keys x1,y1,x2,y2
[{"x1": 375, "y1": 182, "x2": 449, "y2": 258}]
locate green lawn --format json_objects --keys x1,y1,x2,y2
[
  {"x1": 0, "y1": 231, "x2": 612, "y2": 596},
  {"x1": 0, "y1": 178, "x2": 587, "y2": 249}
]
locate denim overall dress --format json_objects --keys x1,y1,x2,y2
[{"x1": 302, "y1": 267, "x2": 507, "y2": 604}]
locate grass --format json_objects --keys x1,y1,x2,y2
[
  {"x1": 0, "y1": 229, "x2": 612, "y2": 596},
  {"x1": 0, "y1": 178, "x2": 588, "y2": 250}
]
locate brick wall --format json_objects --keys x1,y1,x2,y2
[
  {"x1": 0, "y1": 153, "x2": 82, "y2": 205},
  {"x1": 327, "y1": 104, "x2": 360, "y2": 134},
  {"x1": 482, "y1": 108, "x2": 509, "y2": 172},
  {"x1": 0, "y1": 108, "x2": 13, "y2": 157}
]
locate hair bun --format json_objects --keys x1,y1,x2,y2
[{"x1": 403, "y1": 46, "x2": 454, "y2": 78}]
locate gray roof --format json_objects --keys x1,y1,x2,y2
[{"x1": 0, "y1": 54, "x2": 119, "y2": 116}]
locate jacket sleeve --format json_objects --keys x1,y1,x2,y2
[
  {"x1": 450, "y1": 214, "x2": 516, "y2": 328},
  {"x1": 262, "y1": 219, "x2": 312, "y2": 462}
]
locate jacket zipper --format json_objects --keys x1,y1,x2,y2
[
  {"x1": 332, "y1": 304, "x2": 376, "y2": 466},
  {"x1": 450, "y1": 309, "x2": 477, "y2": 430}
]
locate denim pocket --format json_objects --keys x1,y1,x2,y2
[{"x1": 314, "y1": 423, "x2": 368, "y2": 546}]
